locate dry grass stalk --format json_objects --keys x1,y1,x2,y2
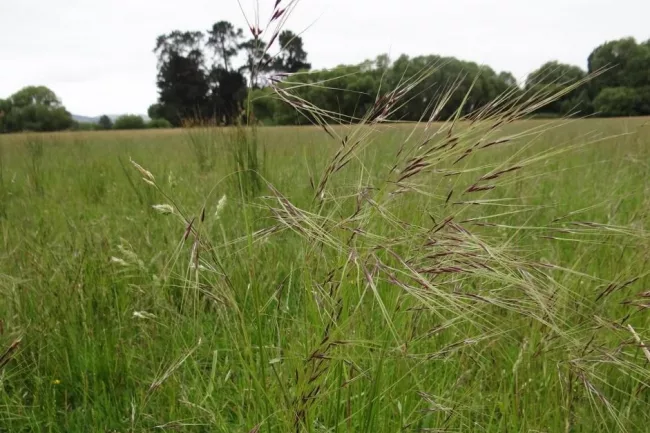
[
  {"x1": 0, "y1": 337, "x2": 21, "y2": 370},
  {"x1": 626, "y1": 324, "x2": 650, "y2": 363}
]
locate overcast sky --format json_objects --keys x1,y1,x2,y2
[{"x1": 1, "y1": 0, "x2": 648, "y2": 116}]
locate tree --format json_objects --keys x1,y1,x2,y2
[
  {"x1": 208, "y1": 66, "x2": 247, "y2": 124},
  {"x1": 158, "y1": 52, "x2": 210, "y2": 124},
  {"x1": 154, "y1": 30, "x2": 204, "y2": 65},
  {"x1": 0, "y1": 86, "x2": 73, "y2": 133},
  {"x1": 152, "y1": 27, "x2": 249, "y2": 125},
  {"x1": 0, "y1": 99, "x2": 10, "y2": 133},
  {"x1": 8, "y1": 104, "x2": 72, "y2": 132},
  {"x1": 98, "y1": 115, "x2": 113, "y2": 130},
  {"x1": 147, "y1": 103, "x2": 163, "y2": 120},
  {"x1": 206, "y1": 21, "x2": 243, "y2": 71},
  {"x1": 253, "y1": 53, "x2": 517, "y2": 125},
  {"x1": 154, "y1": 31, "x2": 211, "y2": 126},
  {"x1": 588, "y1": 38, "x2": 650, "y2": 98},
  {"x1": 525, "y1": 61, "x2": 587, "y2": 115},
  {"x1": 593, "y1": 87, "x2": 640, "y2": 117},
  {"x1": 147, "y1": 118, "x2": 173, "y2": 128},
  {"x1": 498, "y1": 71, "x2": 518, "y2": 87},
  {"x1": 634, "y1": 86, "x2": 650, "y2": 115},
  {"x1": 587, "y1": 38, "x2": 650, "y2": 116},
  {"x1": 239, "y1": 39, "x2": 272, "y2": 88},
  {"x1": 113, "y1": 115, "x2": 146, "y2": 129},
  {"x1": 10, "y1": 86, "x2": 61, "y2": 108},
  {"x1": 375, "y1": 54, "x2": 391, "y2": 71},
  {"x1": 151, "y1": 23, "x2": 312, "y2": 125},
  {"x1": 526, "y1": 61, "x2": 586, "y2": 89},
  {"x1": 273, "y1": 31, "x2": 311, "y2": 73}
]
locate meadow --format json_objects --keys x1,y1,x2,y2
[{"x1": 0, "y1": 114, "x2": 648, "y2": 432}]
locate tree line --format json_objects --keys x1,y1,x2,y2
[
  {"x1": 147, "y1": 21, "x2": 310, "y2": 126},
  {"x1": 1, "y1": 33, "x2": 649, "y2": 134},
  {"x1": 0, "y1": 86, "x2": 170, "y2": 133},
  {"x1": 248, "y1": 36, "x2": 650, "y2": 125},
  {"x1": 94, "y1": 115, "x2": 172, "y2": 131},
  {"x1": 146, "y1": 30, "x2": 650, "y2": 124}
]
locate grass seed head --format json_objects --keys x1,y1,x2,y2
[
  {"x1": 130, "y1": 158, "x2": 155, "y2": 182},
  {"x1": 152, "y1": 204, "x2": 175, "y2": 215}
]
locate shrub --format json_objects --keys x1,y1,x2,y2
[
  {"x1": 71, "y1": 121, "x2": 98, "y2": 131},
  {"x1": 593, "y1": 87, "x2": 639, "y2": 117},
  {"x1": 147, "y1": 118, "x2": 173, "y2": 129},
  {"x1": 113, "y1": 114, "x2": 146, "y2": 130}
]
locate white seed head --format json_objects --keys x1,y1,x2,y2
[
  {"x1": 117, "y1": 244, "x2": 146, "y2": 270},
  {"x1": 110, "y1": 256, "x2": 129, "y2": 266},
  {"x1": 130, "y1": 158, "x2": 155, "y2": 182},
  {"x1": 152, "y1": 204, "x2": 175, "y2": 215},
  {"x1": 214, "y1": 194, "x2": 227, "y2": 219},
  {"x1": 190, "y1": 262, "x2": 209, "y2": 271},
  {"x1": 132, "y1": 311, "x2": 156, "y2": 319}
]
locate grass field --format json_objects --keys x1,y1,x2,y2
[{"x1": 0, "y1": 116, "x2": 649, "y2": 432}]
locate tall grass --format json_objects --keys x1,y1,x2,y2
[
  {"x1": 227, "y1": 125, "x2": 264, "y2": 199},
  {"x1": 24, "y1": 134, "x2": 44, "y2": 195},
  {"x1": 183, "y1": 116, "x2": 264, "y2": 200},
  {"x1": 114, "y1": 37, "x2": 649, "y2": 433},
  {"x1": 0, "y1": 119, "x2": 648, "y2": 433},
  {"x1": 0, "y1": 3, "x2": 648, "y2": 432}
]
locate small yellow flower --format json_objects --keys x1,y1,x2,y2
[{"x1": 52, "y1": 379, "x2": 61, "y2": 385}]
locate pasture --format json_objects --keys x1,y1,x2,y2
[{"x1": 0, "y1": 117, "x2": 648, "y2": 432}]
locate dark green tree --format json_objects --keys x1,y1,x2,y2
[
  {"x1": 153, "y1": 27, "x2": 248, "y2": 125},
  {"x1": 0, "y1": 99, "x2": 10, "y2": 133},
  {"x1": 206, "y1": 21, "x2": 244, "y2": 71},
  {"x1": 158, "y1": 52, "x2": 210, "y2": 124},
  {"x1": 273, "y1": 31, "x2": 311, "y2": 73},
  {"x1": 0, "y1": 86, "x2": 73, "y2": 132},
  {"x1": 239, "y1": 39, "x2": 272, "y2": 88},
  {"x1": 526, "y1": 61, "x2": 586, "y2": 87},
  {"x1": 207, "y1": 67, "x2": 247, "y2": 124},
  {"x1": 525, "y1": 61, "x2": 588, "y2": 115},
  {"x1": 154, "y1": 30, "x2": 204, "y2": 64},
  {"x1": 634, "y1": 86, "x2": 650, "y2": 115},
  {"x1": 154, "y1": 31, "x2": 210, "y2": 125},
  {"x1": 147, "y1": 103, "x2": 163, "y2": 120},
  {"x1": 593, "y1": 87, "x2": 640, "y2": 117},
  {"x1": 498, "y1": 71, "x2": 518, "y2": 87},
  {"x1": 10, "y1": 86, "x2": 61, "y2": 108},
  {"x1": 588, "y1": 38, "x2": 650, "y2": 97},
  {"x1": 98, "y1": 115, "x2": 113, "y2": 130},
  {"x1": 147, "y1": 118, "x2": 173, "y2": 128},
  {"x1": 254, "y1": 54, "x2": 516, "y2": 125}
]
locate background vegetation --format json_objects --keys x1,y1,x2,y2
[
  {"x1": 0, "y1": 114, "x2": 648, "y2": 433},
  {"x1": 0, "y1": 4, "x2": 648, "y2": 431},
  {"x1": 2, "y1": 33, "x2": 650, "y2": 134}
]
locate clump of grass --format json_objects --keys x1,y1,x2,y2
[
  {"x1": 0, "y1": 143, "x2": 8, "y2": 219},
  {"x1": 78, "y1": 161, "x2": 108, "y2": 204},
  {"x1": 183, "y1": 118, "x2": 221, "y2": 174},
  {"x1": 183, "y1": 116, "x2": 264, "y2": 200},
  {"x1": 227, "y1": 124, "x2": 264, "y2": 200},
  {"x1": 116, "y1": 5, "x2": 650, "y2": 432},
  {"x1": 274, "y1": 59, "x2": 650, "y2": 425},
  {"x1": 23, "y1": 133, "x2": 45, "y2": 195}
]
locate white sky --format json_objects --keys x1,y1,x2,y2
[{"x1": 1, "y1": 0, "x2": 648, "y2": 116}]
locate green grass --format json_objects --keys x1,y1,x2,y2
[{"x1": 0, "y1": 117, "x2": 648, "y2": 432}]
